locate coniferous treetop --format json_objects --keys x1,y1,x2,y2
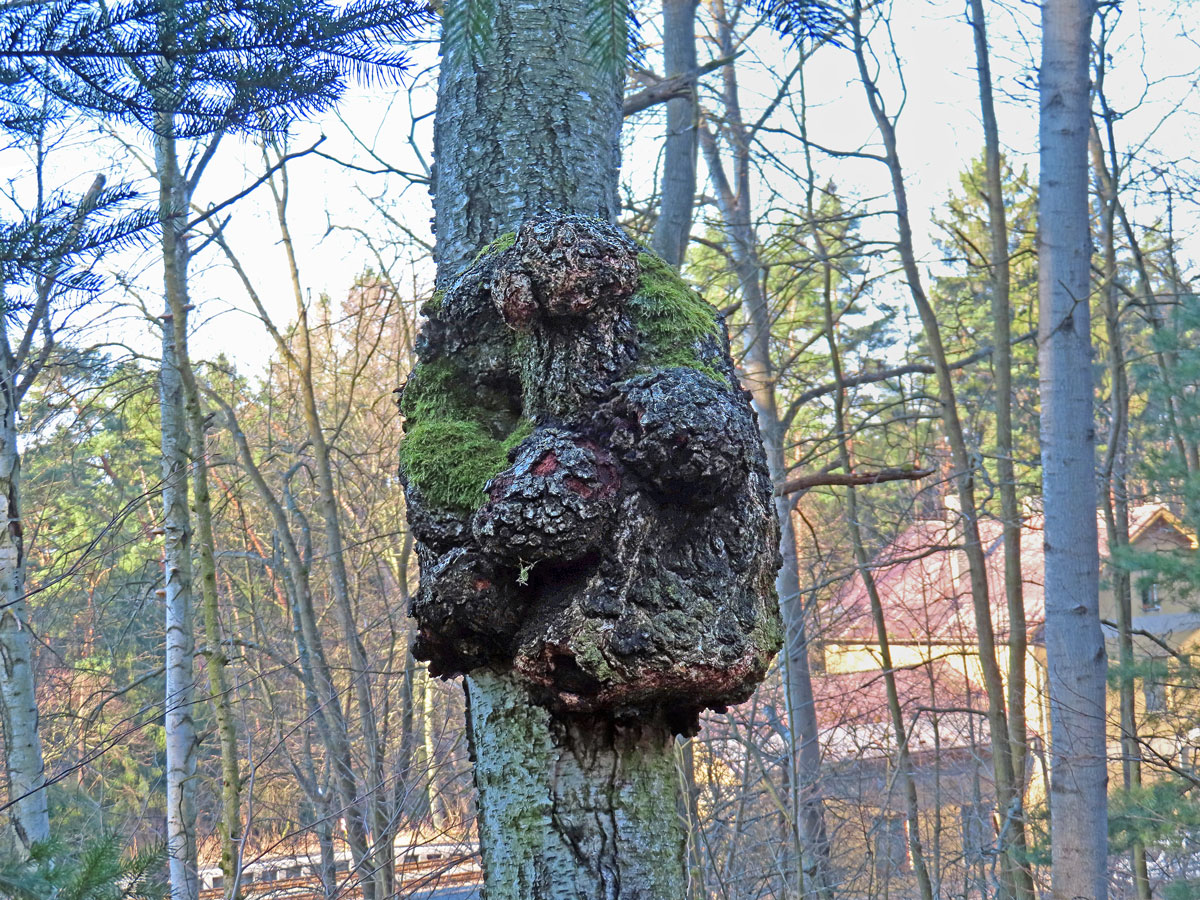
[{"x1": 0, "y1": 0, "x2": 433, "y2": 137}]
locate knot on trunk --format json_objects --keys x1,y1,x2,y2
[
  {"x1": 400, "y1": 214, "x2": 782, "y2": 732},
  {"x1": 492, "y1": 218, "x2": 639, "y2": 328}
]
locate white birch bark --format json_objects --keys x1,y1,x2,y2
[
  {"x1": 157, "y1": 122, "x2": 200, "y2": 900},
  {"x1": 0, "y1": 174, "x2": 104, "y2": 856},
  {"x1": 1037, "y1": 2, "x2": 1108, "y2": 897},
  {"x1": 0, "y1": 376, "x2": 48, "y2": 854}
]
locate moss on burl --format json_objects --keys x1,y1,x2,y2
[
  {"x1": 473, "y1": 230, "x2": 517, "y2": 262},
  {"x1": 400, "y1": 233, "x2": 726, "y2": 515},
  {"x1": 628, "y1": 253, "x2": 726, "y2": 383},
  {"x1": 399, "y1": 359, "x2": 532, "y2": 513}
]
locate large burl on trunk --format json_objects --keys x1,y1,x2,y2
[{"x1": 400, "y1": 214, "x2": 781, "y2": 734}]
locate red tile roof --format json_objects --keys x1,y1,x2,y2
[{"x1": 825, "y1": 503, "x2": 1183, "y2": 646}]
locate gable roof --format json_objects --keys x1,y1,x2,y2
[{"x1": 825, "y1": 502, "x2": 1188, "y2": 646}]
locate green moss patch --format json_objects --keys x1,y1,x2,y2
[
  {"x1": 629, "y1": 253, "x2": 726, "y2": 382},
  {"x1": 400, "y1": 359, "x2": 532, "y2": 513},
  {"x1": 421, "y1": 288, "x2": 445, "y2": 315},
  {"x1": 473, "y1": 230, "x2": 517, "y2": 263}
]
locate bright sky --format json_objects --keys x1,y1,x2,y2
[{"x1": 8, "y1": 0, "x2": 1199, "y2": 379}]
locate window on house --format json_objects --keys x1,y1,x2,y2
[
  {"x1": 1142, "y1": 581, "x2": 1161, "y2": 612},
  {"x1": 961, "y1": 802, "x2": 993, "y2": 864},
  {"x1": 874, "y1": 814, "x2": 909, "y2": 878}
]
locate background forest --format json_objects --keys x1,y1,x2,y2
[{"x1": 1, "y1": 0, "x2": 1199, "y2": 898}]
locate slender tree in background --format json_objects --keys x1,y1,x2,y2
[
  {"x1": 1037, "y1": 1, "x2": 1108, "y2": 897},
  {"x1": 1091, "y1": 17, "x2": 1150, "y2": 893},
  {"x1": 849, "y1": 3, "x2": 1032, "y2": 894},
  {"x1": 696, "y1": 10, "x2": 834, "y2": 893},
  {"x1": 650, "y1": 0, "x2": 699, "y2": 268},
  {"x1": 0, "y1": 172, "x2": 109, "y2": 856},
  {"x1": 967, "y1": 0, "x2": 1030, "y2": 827}
]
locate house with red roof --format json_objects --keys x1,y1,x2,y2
[{"x1": 812, "y1": 502, "x2": 1199, "y2": 895}]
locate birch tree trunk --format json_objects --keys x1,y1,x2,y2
[
  {"x1": 0, "y1": 173, "x2": 105, "y2": 857},
  {"x1": 156, "y1": 126, "x2": 244, "y2": 898},
  {"x1": 0, "y1": 361, "x2": 48, "y2": 855},
  {"x1": 429, "y1": 1, "x2": 689, "y2": 894},
  {"x1": 1037, "y1": 2, "x2": 1108, "y2": 897},
  {"x1": 158, "y1": 119, "x2": 200, "y2": 900}
]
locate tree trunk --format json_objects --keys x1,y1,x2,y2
[
  {"x1": 158, "y1": 120, "x2": 200, "y2": 900},
  {"x1": 1093, "y1": 88, "x2": 1149, "y2": 900},
  {"x1": 696, "y1": 12, "x2": 833, "y2": 892},
  {"x1": 429, "y1": 1, "x2": 692, "y2": 893},
  {"x1": 822, "y1": 270, "x2": 935, "y2": 900},
  {"x1": 265, "y1": 166, "x2": 392, "y2": 900},
  {"x1": 1038, "y1": 1, "x2": 1108, "y2": 897},
  {"x1": 431, "y1": 0, "x2": 622, "y2": 278},
  {"x1": 0, "y1": 173, "x2": 104, "y2": 858},
  {"x1": 466, "y1": 670, "x2": 686, "y2": 900},
  {"x1": 0, "y1": 367, "x2": 48, "y2": 855},
  {"x1": 156, "y1": 126, "x2": 244, "y2": 899},
  {"x1": 849, "y1": 5, "x2": 1028, "y2": 895},
  {"x1": 967, "y1": 4, "x2": 1035, "y2": 894},
  {"x1": 217, "y1": 397, "x2": 380, "y2": 900},
  {"x1": 650, "y1": 0, "x2": 699, "y2": 268}
]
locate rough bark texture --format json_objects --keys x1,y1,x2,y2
[
  {"x1": 1038, "y1": 1, "x2": 1108, "y2": 897},
  {"x1": 467, "y1": 669, "x2": 686, "y2": 900},
  {"x1": 426, "y1": 4, "x2": 779, "y2": 893},
  {"x1": 401, "y1": 216, "x2": 780, "y2": 898},
  {"x1": 402, "y1": 216, "x2": 781, "y2": 731},
  {"x1": 431, "y1": 0, "x2": 622, "y2": 279}
]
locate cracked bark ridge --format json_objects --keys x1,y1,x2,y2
[
  {"x1": 401, "y1": 213, "x2": 782, "y2": 732},
  {"x1": 474, "y1": 429, "x2": 621, "y2": 564}
]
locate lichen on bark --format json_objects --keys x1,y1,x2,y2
[{"x1": 400, "y1": 214, "x2": 782, "y2": 732}]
